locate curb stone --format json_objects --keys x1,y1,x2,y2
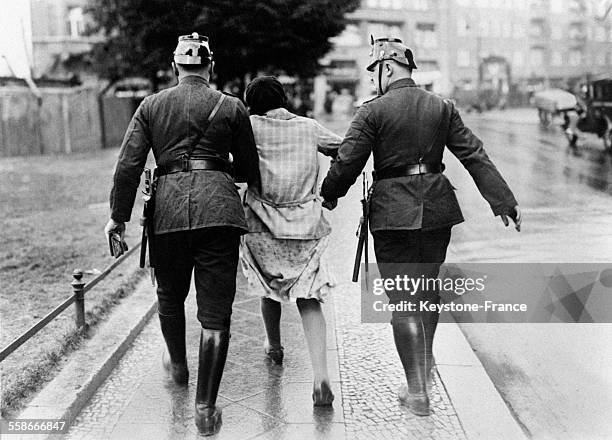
[
  {"x1": 15, "y1": 278, "x2": 158, "y2": 440},
  {"x1": 435, "y1": 321, "x2": 528, "y2": 440}
]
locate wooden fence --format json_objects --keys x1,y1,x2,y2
[{"x1": 0, "y1": 86, "x2": 138, "y2": 156}]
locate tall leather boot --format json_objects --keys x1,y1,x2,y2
[
  {"x1": 392, "y1": 316, "x2": 430, "y2": 416},
  {"x1": 423, "y1": 308, "x2": 439, "y2": 390},
  {"x1": 195, "y1": 328, "x2": 230, "y2": 436},
  {"x1": 159, "y1": 312, "x2": 189, "y2": 385}
]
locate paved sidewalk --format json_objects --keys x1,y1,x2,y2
[
  {"x1": 64, "y1": 280, "x2": 470, "y2": 440},
  {"x1": 64, "y1": 280, "x2": 343, "y2": 440}
]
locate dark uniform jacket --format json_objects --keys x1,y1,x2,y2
[
  {"x1": 110, "y1": 75, "x2": 260, "y2": 235},
  {"x1": 321, "y1": 78, "x2": 517, "y2": 232}
]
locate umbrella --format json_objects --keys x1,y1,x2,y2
[{"x1": 534, "y1": 89, "x2": 578, "y2": 113}]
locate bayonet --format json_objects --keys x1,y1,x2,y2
[
  {"x1": 140, "y1": 168, "x2": 156, "y2": 285},
  {"x1": 352, "y1": 173, "x2": 372, "y2": 286}
]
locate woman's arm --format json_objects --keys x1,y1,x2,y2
[{"x1": 314, "y1": 121, "x2": 343, "y2": 157}]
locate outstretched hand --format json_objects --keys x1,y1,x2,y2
[{"x1": 501, "y1": 205, "x2": 522, "y2": 232}]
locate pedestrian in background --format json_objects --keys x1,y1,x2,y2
[
  {"x1": 321, "y1": 37, "x2": 522, "y2": 416},
  {"x1": 104, "y1": 33, "x2": 260, "y2": 436},
  {"x1": 241, "y1": 76, "x2": 341, "y2": 406}
]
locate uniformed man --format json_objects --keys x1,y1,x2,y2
[
  {"x1": 104, "y1": 33, "x2": 260, "y2": 435},
  {"x1": 321, "y1": 37, "x2": 522, "y2": 416}
]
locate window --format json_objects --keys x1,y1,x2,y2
[
  {"x1": 551, "y1": 0, "x2": 565, "y2": 13},
  {"x1": 551, "y1": 51, "x2": 563, "y2": 66},
  {"x1": 68, "y1": 7, "x2": 84, "y2": 38},
  {"x1": 415, "y1": 23, "x2": 437, "y2": 48},
  {"x1": 457, "y1": 18, "x2": 469, "y2": 37},
  {"x1": 412, "y1": 0, "x2": 429, "y2": 10},
  {"x1": 366, "y1": 22, "x2": 403, "y2": 39},
  {"x1": 569, "y1": 50, "x2": 582, "y2": 66},
  {"x1": 503, "y1": 21, "x2": 512, "y2": 38},
  {"x1": 513, "y1": 22, "x2": 525, "y2": 39},
  {"x1": 569, "y1": 24, "x2": 585, "y2": 40},
  {"x1": 530, "y1": 22, "x2": 544, "y2": 38},
  {"x1": 331, "y1": 24, "x2": 362, "y2": 47},
  {"x1": 457, "y1": 50, "x2": 471, "y2": 67},
  {"x1": 530, "y1": 48, "x2": 545, "y2": 66},
  {"x1": 531, "y1": 0, "x2": 548, "y2": 10},
  {"x1": 597, "y1": 52, "x2": 606, "y2": 65},
  {"x1": 480, "y1": 19, "x2": 490, "y2": 37},
  {"x1": 513, "y1": 51, "x2": 524, "y2": 67}
]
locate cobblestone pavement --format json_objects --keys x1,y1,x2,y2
[
  {"x1": 331, "y1": 281, "x2": 466, "y2": 440},
  {"x1": 64, "y1": 281, "x2": 466, "y2": 440},
  {"x1": 323, "y1": 165, "x2": 467, "y2": 440},
  {"x1": 64, "y1": 279, "x2": 344, "y2": 440}
]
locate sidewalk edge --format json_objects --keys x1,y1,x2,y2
[
  {"x1": 15, "y1": 278, "x2": 158, "y2": 440},
  {"x1": 435, "y1": 320, "x2": 528, "y2": 440}
]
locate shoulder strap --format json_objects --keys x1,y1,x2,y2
[{"x1": 185, "y1": 93, "x2": 226, "y2": 159}]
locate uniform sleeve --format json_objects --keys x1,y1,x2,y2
[
  {"x1": 445, "y1": 103, "x2": 518, "y2": 216},
  {"x1": 230, "y1": 99, "x2": 261, "y2": 188},
  {"x1": 321, "y1": 105, "x2": 375, "y2": 200},
  {"x1": 314, "y1": 120, "x2": 342, "y2": 157},
  {"x1": 109, "y1": 99, "x2": 151, "y2": 223}
]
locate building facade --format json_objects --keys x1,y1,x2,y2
[
  {"x1": 29, "y1": 0, "x2": 102, "y2": 80},
  {"x1": 321, "y1": 0, "x2": 612, "y2": 110},
  {"x1": 321, "y1": 0, "x2": 450, "y2": 103}
]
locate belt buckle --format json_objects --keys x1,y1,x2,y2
[{"x1": 181, "y1": 154, "x2": 190, "y2": 172}]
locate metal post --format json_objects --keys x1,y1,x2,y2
[{"x1": 72, "y1": 269, "x2": 86, "y2": 329}]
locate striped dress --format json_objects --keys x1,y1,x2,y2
[{"x1": 240, "y1": 108, "x2": 341, "y2": 302}]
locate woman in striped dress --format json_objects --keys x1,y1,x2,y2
[{"x1": 241, "y1": 76, "x2": 341, "y2": 406}]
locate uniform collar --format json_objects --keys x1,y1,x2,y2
[
  {"x1": 179, "y1": 75, "x2": 210, "y2": 86},
  {"x1": 263, "y1": 108, "x2": 296, "y2": 120},
  {"x1": 386, "y1": 77, "x2": 417, "y2": 92}
]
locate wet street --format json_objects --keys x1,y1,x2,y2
[{"x1": 448, "y1": 110, "x2": 612, "y2": 440}]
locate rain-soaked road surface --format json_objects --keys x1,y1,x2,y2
[{"x1": 451, "y1": 111, "x2": 612, "y2": 440}]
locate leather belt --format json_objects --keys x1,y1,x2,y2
[
  {"x1": 156, "y1": 158, "x2": 228, "y2": 176},
  {"x1": 372, "y1": 163, "x2": 444, "y2": 181}
]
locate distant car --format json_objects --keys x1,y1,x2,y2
[{"x1": 579, "y1": 76, "x2": 612, "y2": 151}]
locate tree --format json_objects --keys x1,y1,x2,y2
[{"x1": 87, "y1": 0, "x2": 360, "y2": 90}]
